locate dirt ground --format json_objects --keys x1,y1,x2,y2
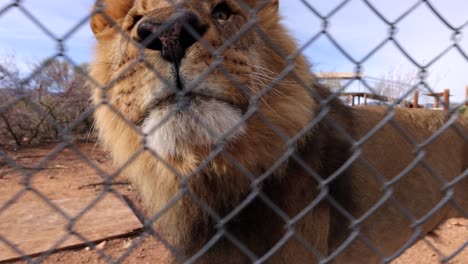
[{"x1": 0, "y1": 143, "x2": 466, "y2": 264}]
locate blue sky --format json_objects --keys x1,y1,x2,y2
[{"x1": 0, "y1": 0, "x2": 467, "y2": 102}]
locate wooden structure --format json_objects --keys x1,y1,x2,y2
[
  {"x1": 466, "y1": 86, "x2": 468, "y2": 107},
  {"x1": 341, "y1": 92, "x2": 421, "y2": 108},
  {"x1": 341, "y1": 88, "x2": 467, "y2": 112},
  {"x1": 424, "y1": 89, "x2": 450, "y2": 111},
  {"x1": 319, "y1": 72, "x2": 467, "y2": 110},
  {"x1": 413, "y1": 90, "x2": 420, "y2": 108},
  {"x1": 316, "y1": 72, "x2": 364, "y2": 79}
]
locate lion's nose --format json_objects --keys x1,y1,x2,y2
[{"x1": 137, "y1": 12, "x2": 207, "y2": 65}]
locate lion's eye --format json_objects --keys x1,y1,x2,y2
[{"x1": 212, "y1": 2, "x2": 232, "y2": 21}]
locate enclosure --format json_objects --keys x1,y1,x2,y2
[{"x1": 0, "y1": 0, "x2": 467, "y2": 263}]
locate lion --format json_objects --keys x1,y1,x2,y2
[{"x1": 88, "y1": 0, "x2": 468, "y2": 263}]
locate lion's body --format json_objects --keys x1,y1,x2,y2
[
  {"x1": 334, "y1": 107, "x2": 468, "y2": 263},
  {"x1": 89, "y1": 0, "x2": 467, "y2": 263}
]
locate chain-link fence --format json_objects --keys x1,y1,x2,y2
[{"x1": 0, "y1": 0, "x2": 467, "y2": 263}]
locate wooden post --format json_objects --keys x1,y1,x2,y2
[
  {"x1": 357, "y1": 95, "x2": 361, "y2": 105},
  {"x1": 434, "y1": 95, "x2": 439, "y2": 109},
  {"x1": 352, "y1": 96, "x2": 355, "y2": 106},
  {"x1": 443, "y1": 89, "x2": 450, "y2": 111},
  {"x1": 465, "y1": 86, "x2": 468, "y2": 107},
  {"x1": 364, "y1": 94, "x2": 368, "y2": 105},
  {"x1": 413, "y1": 90, "x2": 419, "y2": 108},
  {"x1": 345, "y1": 95, "x2": 351, "y2": 106}
]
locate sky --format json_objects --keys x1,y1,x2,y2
[{"x1": 0, "y1": 0, "x2": 467, "y2": 102}]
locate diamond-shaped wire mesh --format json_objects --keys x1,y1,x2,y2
[{"x1": 0, "y1": 0, "x2": 467, "y2": 263}]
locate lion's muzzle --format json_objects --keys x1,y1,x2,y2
[{"x1": 136, "y1": 11, "x2": 208, "y2": 66}]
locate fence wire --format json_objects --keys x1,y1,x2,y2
[{"x1": 0, "y1": 0, "x2": 467, "y2": 263}]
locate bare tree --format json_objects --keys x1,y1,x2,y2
[
  {"x1": 371, "y1": 68, "x2": 420, "y2": 106},
  {"x1": 0, "y1": 57, "x2": 92, "y2": 146},
  {"x1": 371, "y1": 67, "x2": 446, "y2": 107}
]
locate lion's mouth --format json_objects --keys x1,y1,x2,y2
[{"x1": 135, "y1": 92, "x2": 248, "y2": 126}]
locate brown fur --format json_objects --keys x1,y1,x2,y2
[{"x1": 89, "y1": 0, "x2": 468, "y2": 263}]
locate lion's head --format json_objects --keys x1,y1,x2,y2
[{"x1": 89, "y1": 0, "x2": 323, "y2": 250}]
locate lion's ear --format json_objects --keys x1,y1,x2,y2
[
  {"x1": 90, "y1": 0, "x2": 134, "y2": 35},
  {"x1": 271, "y1": 0, "x2": 279, "y2": 12}
]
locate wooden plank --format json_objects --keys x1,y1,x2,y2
[
  {"x1": 316, "y1": 72, "x2": 364, "y2": 79},
  {"x1": 340, "y1": 92, "x2": 390, "y2": 102},
  {"x1": 424, "y1": 92, "x2": 444, "y2": 96},
  {"x1": 0, "y1": 195, "x2": 143, "y2": 262}
]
